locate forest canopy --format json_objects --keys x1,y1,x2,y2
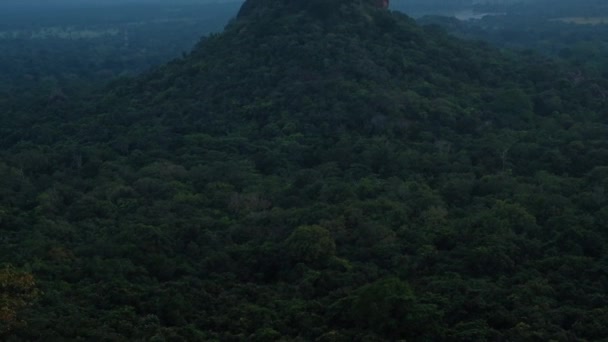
[{"x1": 1, "y1": 0, "x2": 608, "y2": 340}]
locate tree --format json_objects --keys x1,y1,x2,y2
[
  {"x1": 330, "y1": 278, "x2": 443, "y2": 340},
  {"x1": 0, "y1": 265, "x2": 40, "y2": 334},
  {"x1": 284, "y1": 225, "x2": 336, "y2": 268}
]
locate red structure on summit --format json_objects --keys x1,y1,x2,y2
[{"x1": 377, "y1": 0, "x2": 389, "y2": 9}]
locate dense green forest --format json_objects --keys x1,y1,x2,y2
[
  {"x1": 419, "y1": 10, "x2": 608, "y2": 76},
  {"x1": 2, "y1": 0, "x2": 608, "y2": 340},
  {"x1": 0, "y1": 2, "x2": 239, "y2": 98},
  {"x1": 0, "y1": 1, "x2": 239, "y2": 148}
]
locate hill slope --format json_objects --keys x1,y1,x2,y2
[{"x1": 2, "y1": 0, "x2": 608, "y2": 340}]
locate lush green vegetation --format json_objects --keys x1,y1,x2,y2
[
  {"x1": 0, "y1": 2, "x2": 239, "y2": 99},
  {"x1": 2, "y1": 0, "x2": 608, "y2": 340},
  {"x1": 418, "y1": 12, "x2": 608, "y2": 77}
]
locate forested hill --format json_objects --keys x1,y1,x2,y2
[{"x1": 2, "y1": 0, "x2": 608, "y2": 340}]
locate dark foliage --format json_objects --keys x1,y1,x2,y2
[{"x1": 2, "y1": 0, "x2": 608, "y2": 340}]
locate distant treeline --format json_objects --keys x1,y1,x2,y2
[
  {"x1": 474, "y1": 0, "x2": 608, "y2": 17},
  {"x1": 0, "y1": 2, "x2": 241, "y2": 30},
  {"x1": 0, "y1": 1, "x2": 240, "y2": 106}
]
